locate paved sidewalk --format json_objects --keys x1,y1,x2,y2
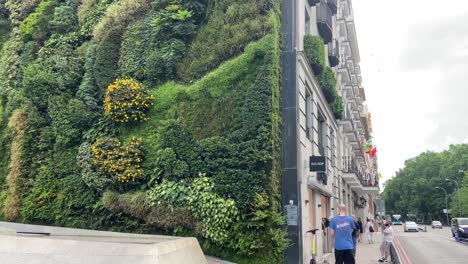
[
  {"x1": 328, "y1": 232, "x2": 386, "y2": 264},
  {"x1": 355, "y1": 232, "x2": 386, "y2": 264}
]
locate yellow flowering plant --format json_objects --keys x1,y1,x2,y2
[
  {"x1": 104, "y1": 78, "x2": 154, "y2": 123},
  {"x1": 92, "y1": 137, "x2": 145, "y2": 183}
]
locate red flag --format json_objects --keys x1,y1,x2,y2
[{"x1": 370, "y1": 147, "x2": 377, "y2": 158}]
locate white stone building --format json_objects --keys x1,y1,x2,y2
[{"x1": 281, "y1": 0, "x2": 380, "y2": 263}]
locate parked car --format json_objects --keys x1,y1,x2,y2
[
  {"x1": 404, "y1": 221, "x2": 419, "y2": 232},
  {"x1": 393, "y1": 220, "x2": 402, "y2": 225},
  {"x1": 451, "y1": 218, "x2": 468, "y2": 239},
  {"x1": 431, "y1": 221, "x2": 443, "y2": 229}
]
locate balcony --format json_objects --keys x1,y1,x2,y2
[
  {"x1": 359, "y1": 173, "x2": 380, "y2": 195},
  {"x1": 327, "y1": 0, "x2": 338, "y2": 15},
  {"x1": 328, "y1": 39, "x2": 340, "y2": 67},
  {"x1": 308, "y1": 0, "x2": 320, "y2": 6},
  {"x1": 342, "y1": 158, "x2": 362, "y2": 189},
  {"x1": 317, "y1": 1, "x2": 333, "y2": 44}
]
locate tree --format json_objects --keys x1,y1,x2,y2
[{"x1": 382, "y1": 144, "x2": 468, "y2": 223}]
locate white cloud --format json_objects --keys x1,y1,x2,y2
[{"x1": 352, "y1": 0, "x2": 468, "y2": 184}]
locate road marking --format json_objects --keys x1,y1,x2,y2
[{"x1": 393, "y1": 236, "x2": 412, "y2": 264}]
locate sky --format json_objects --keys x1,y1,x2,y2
[{"x1": 351, "y1": 0, "x2": 468, "y2": 185}]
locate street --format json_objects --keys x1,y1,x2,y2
[{"x1": 395, "y1": 225, "x2": 468, "y2": 264}]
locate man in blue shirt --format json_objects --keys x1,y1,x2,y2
[{"x1": 330, "y1": 204, "x2": 356, "y2": 264}]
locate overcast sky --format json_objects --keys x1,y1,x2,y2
[{"x1": 351, "y1": 0, "x2": 468, "y2": 185}]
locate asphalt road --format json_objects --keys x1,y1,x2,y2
[{"x1": 395, "y1": 225, "x2": 468, "y2": 264}]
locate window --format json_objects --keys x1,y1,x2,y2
[
  {"x1": 318, "y1": 109, "x2": 326, "y2": 155},
  {"x1": 305, "y1": 91, "x2": 312, "y2": 140},
  {"x1": 330, "y1": 128, "x2": 335, "y2": 167},
  {"x1": 305, "y1": 9, "x2": 311, "y2": 35}
]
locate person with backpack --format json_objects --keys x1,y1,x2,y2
[{"x1": 366, "y1": 219, "x2": 375, "y2": 244}]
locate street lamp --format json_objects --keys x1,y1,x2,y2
[
  {"x1": 435, "y1": 186, "x2": 449, "y2": 226},
  {"x1": 445, "y1": 178, "x2": 461, "y2": 217}
]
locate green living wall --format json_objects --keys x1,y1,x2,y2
[{"x1": 0, "y1": 0, "x2": 286, "y2": 262}]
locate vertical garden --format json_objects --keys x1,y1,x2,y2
[{"x1": 0, "y1": 0, "x2": 286, "y2": 262}]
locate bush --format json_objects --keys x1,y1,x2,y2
[
  {"x1": 22, "y1": 61, "x2": 56, "y2": 111},
  {"x1": 49, "y1": 5, "x2": 78, "y2": 34},
  {"x1": 19, "y1": 0, "x2": 57, "y2": 41},
  {"x1": 3, "y1": 109, "x2": 27, "y2": 221},
  {"x1": 93, "y1": 0, "x2": 151, "y2": 41},
  {"x1": 118, "y1": 19, "x2": 146, "y2": 80},
  {"x1": 77, "y1": 142, "x2": 114, "y2": 192},
  {"x1": 317, "y1": 67, "x2": 337, "y2": 104},
  {"x1": 93, "y1": 27, "x2": 121, "y2": 90},
  {"x1": 92, "y1": 137, "x2": 145, "y2": 183},
  {"x1": 303, "y1": 35, "x2": 325, "y2": 75},
  {"x1": 230, "y1": 193, "x2": 288, "y2": 258},
  {"x1": 0, "y1": 18, "x2": 10, "y2": 46},
  {"x1": 102, "y1": 191, "x2": 196, "y2": 230},
  {"x1": 148, "y1": 177, "x2": 239, "y2": 244},
  {"x1": 152, "y1": 148, "x2": 189, "y2": 182},
  {"x1": 103, "y1": 78, "x2": 154, "y2": 123},
  {"x1": 177, "y1": 0, "x2": 271, "y2": 82},
  {"x1": 48, "y1": 96, "x2": 96, "y2": 148},
  {"x1": 332, "y1": 96, "x2": 344, "y2": 120},
  {"x1": 78, "y1": 0, "x2": 112, "y2": 38},
  {"x1": 77, "y1": 42, "x2": 100, "y2": 108}
]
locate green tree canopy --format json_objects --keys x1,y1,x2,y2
[{"x1": 382, "y1": 144, "x2": 468, "y2": 224}]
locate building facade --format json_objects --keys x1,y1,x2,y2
[{"x1": 281, "y1": 0, "x2": 380, "y2": 263}]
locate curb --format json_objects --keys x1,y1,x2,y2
[{"x1": 392, "y1": 236, "x2": 411, "y2": 264}]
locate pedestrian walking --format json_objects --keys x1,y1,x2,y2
[
  {"x1": 357, "y1": 217, "x2": 364, "y2": 243},
  {"x1": 378, "y1": 221, "x2": 394, "y2": 263},
  {"x1": 366, "y1": 219, "x2": 375, "y2": 244},
  {"x1": 350, "y1": 216, "x2": 359, "y2": 257},
  {"x1": 330, "y1": 204, "x2": 355, "y2": 264}
]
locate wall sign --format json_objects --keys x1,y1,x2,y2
[
  {"x1": 285, "y1": 204, "x2": 298, "y2": 226},
  {"x1": 309, "y1": 156, "x2": 326, "y2": 172}
]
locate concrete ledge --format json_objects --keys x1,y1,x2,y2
[{"x1": 0, "y1": 222, "x2": 207, "y2": 264}]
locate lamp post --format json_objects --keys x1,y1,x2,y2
[
  {"x1": 445, "y1": 178, "x2": 461, "y2": 217},
  {"x1": 435, "y1": 186, "x2": 449, "y2": 226}
]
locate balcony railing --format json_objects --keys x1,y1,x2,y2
[
  {"x1": 317, "y1": 1, "x2": 333, "y2": 44},
  {"x1": 308, "y1": 0, "x2": 320, "y2": 6},
  {"x1": 328, "y1": 39, "x2": 340, "y2": 67},
  {"x1": 327, "y1": 0, "x2": 338, "y2": 15},
  {"x1": 359, "y1": 173, "x2": 379, "y2": 188}
]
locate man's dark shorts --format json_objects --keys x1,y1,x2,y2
[{"x1": 335, "y1": 249, "x2": 355, "y2": 264}]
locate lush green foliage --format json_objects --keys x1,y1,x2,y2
[
  {"x1": 93, "y1": 27, "x2": 121, "y2": 89},
  {"x1": 382, "y1": 144, "x2": 468, "y2": 223},
  {"x1": 3, "y1": 109, "x2": 27, "y2": 221},
  {"x1": 19, "y1": 0, "x2": 57, "y2": 41},
  {"x1": 303, "y1": 35, "x2": 325, "y2": 75},
  {"x1": 92, "y1": 137, "x2": 145, "y2": 183},
  {"x1": 0, "y1": 0, "x2": 286, "y2": 261},
  {"x1": 450, "y1": 172, "x2": 468, "y2": 217},
  {"x1": 103, "y1": 191, "x2": 196, "y2": 231},
  {"x1": 148, "y1": 177, "x2": 239, "y2": 244},
  {"x1": 303, "y1": 36, "x2": 343, "y2": 120},
  {"x1": 177, "y1": 0, "x2": 271, "y2": 82},
  {"x1": 92, "y1": 0, "x2": 151, "y2": 41},
  {"x1": 104, "y1": 78, "x2": 154, "y2": 123},
  {"x1": 318, "y1": 67, "x2": 338, "y2": 103}
]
